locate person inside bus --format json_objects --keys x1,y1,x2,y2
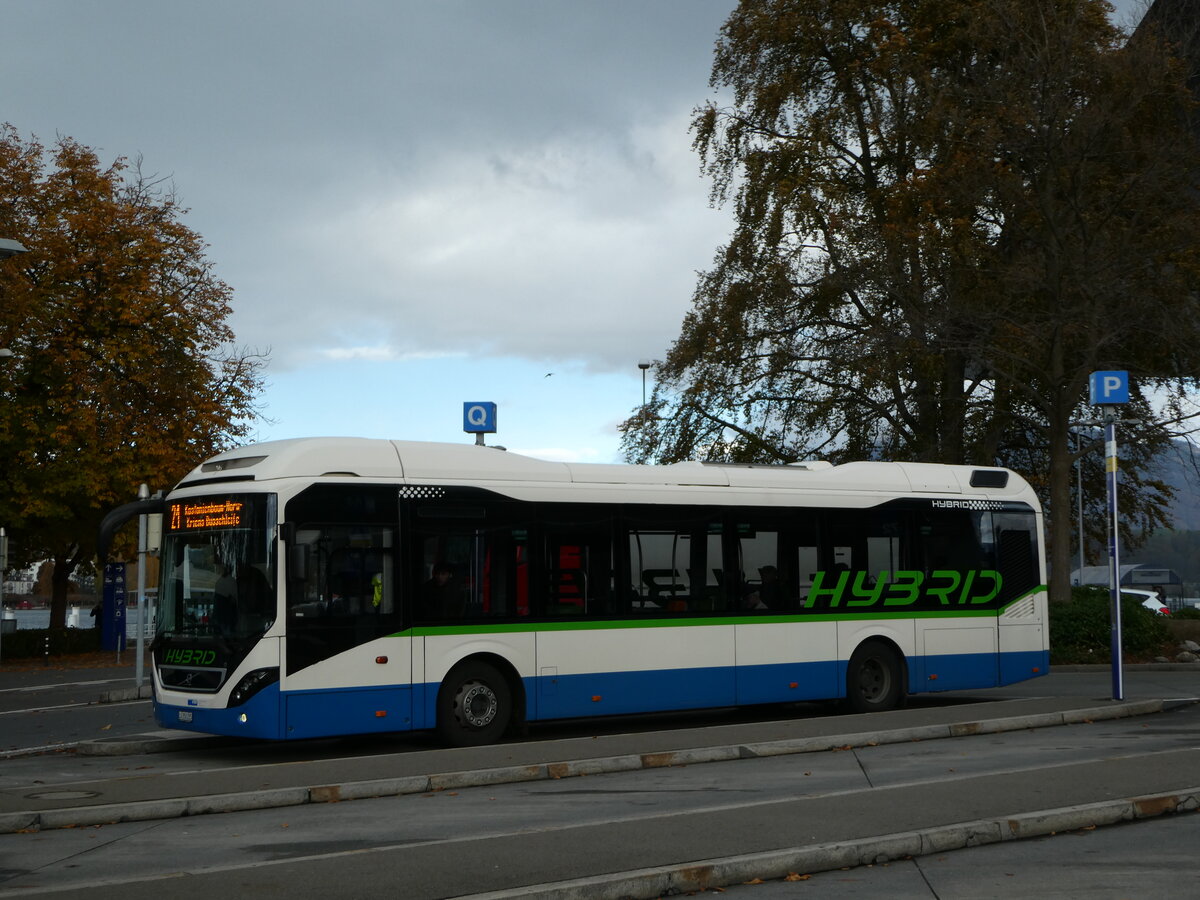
[
  {"x1": 742, "y1": 565, "x2": 781, "y2": 610},
  {"x1": 421, "y1": 561, "x2": 464, "y2": 619}
]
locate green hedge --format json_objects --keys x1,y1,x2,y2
[
  {"x1": 1049, "y1": 586, "x2": 1172, "y2": 664},
  {"x1": 0, "y1": 627, "x2": 102, "y2": 660}
]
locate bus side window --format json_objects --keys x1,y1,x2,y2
[
  {"x1": 993, "y1": 512, "x2": 1038, "y2": 602},
  {"x1": 626, "y1": 518, "x2": 720, "y2": 614},
  {"x1": 735, "y1": 524, "x2": 780, "y2": 611},
  {"x1": 918, "y1": 510, "x2": 987, "y2": 575},
  {"x1": 820, "y1": 509, "x2": 901, "y2": 603},
  {"x1": 540, "y1": 513, "x2": 613, "y2": 617},
  {"x1": 415, "y1": 525, "x2": 528, "y2": 622},
  {"x1": 628, "y1": 528, "x2": 691, "y2": 613}
]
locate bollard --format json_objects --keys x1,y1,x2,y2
[{"x1": 43, "y1": 634, "x2": 50, "y2": 666}]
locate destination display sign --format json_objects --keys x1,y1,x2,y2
[{"x1": 166, "y1": 497, "x2": 248, "y2": 532}]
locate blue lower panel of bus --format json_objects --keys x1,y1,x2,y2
[
  {"x1": 155, "y1": 683, "x2": 415, "y2": 740},
  {"x1": 910, "y1": 652, "x2": 997, "y2": 692},
  {"x1": 735, "y1": 661, "x2": 841, "y2": 706},
  {"x1": 531, "y1": 665, "x2": 737, "y2": 721},
  {"x1": 529, "y1": 652, "x2": 1047, "y2": 719},
  {"x1": 911, "y1": 649, "x2": 1049, "y2": 693},
  {"x1": 154, "y1": 683, "x2": 285, "y2": 740},
  {"x1": 525, "y1": 660, "x2": 840, "y2": 722},
  {"x1": 998, "y1": 649, "x2": 1050, "y2": 686},
  {"x1": 284, "y1": 686, "x2": 413, "y2": 739}
]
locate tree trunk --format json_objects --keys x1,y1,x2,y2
[{"x1": 1047, "y1": 416, "x2": 1075, "y2": 605}]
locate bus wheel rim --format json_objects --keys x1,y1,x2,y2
[
  {"x1": 859, "y1": 659, "x2": 888, "y2": 701},
  {"x1": 457, "y1": 681, "x2": 498, "y2": 729}
]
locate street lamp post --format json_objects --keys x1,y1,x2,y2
[{"x1": 638, "y1": 359, "x2": 651, "y2": 408}]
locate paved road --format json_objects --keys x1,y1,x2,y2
[
  {"x1": 0, "y1": 666, "x2": 1199, "y2": 897},
  {"x1": 0, "y1": 662, "x2": 154, "y2": 757}
]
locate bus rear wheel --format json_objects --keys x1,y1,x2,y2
[
  {"x1": 437, "y1": 660, "x2": 512, "y2": 747},
  {"x1": 845, "y1": 641, "x2": 906, "y2": 714}
]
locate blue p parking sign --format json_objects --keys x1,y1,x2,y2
[{"x1": 1088, "y1": 371, "x2": 1129, "y2": 406}]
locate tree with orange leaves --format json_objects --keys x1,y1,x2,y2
[{"x1": 0, "y1": 126, "x2": 265, "y2": 629}]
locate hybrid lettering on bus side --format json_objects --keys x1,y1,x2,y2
[{"x1": 803, "y1": 568, "x2": 1002, "y2": 610}]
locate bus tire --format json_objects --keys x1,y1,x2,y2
[
  {"x1": 436, "y1": 660, "x2": 512, "y2": 747},
  {"x1": 845, "y1": 641, "x2": 906, "y2": 714}
]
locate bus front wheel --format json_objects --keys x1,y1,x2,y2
[
  {"x1": 436, "y1": 661, "x2": 512, "y2": 746},
  {"x1": 845, "y1": 641, "x2": 906, "y2": 714}
]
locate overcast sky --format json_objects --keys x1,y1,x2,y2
[{"x1": 2, "y1": 1, "x2": 1149, "y2": 466}]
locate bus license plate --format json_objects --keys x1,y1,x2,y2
[{"x1": 178, "y1": 711, "x2": 193, "y2": 723}]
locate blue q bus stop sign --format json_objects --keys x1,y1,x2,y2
[{"x1": 463, "y1": 402, "x2": 497, "y2": 434}]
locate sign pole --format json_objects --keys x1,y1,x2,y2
[
  {"x1": 1089, "y1": 371, "x2": 1129, "y2": 702},
  {"x1": 1104, "y1": 410, "x2": 1123, "y2": 700}
]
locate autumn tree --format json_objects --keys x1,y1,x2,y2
[
  {"x1": 0, "y1": 126, "x2": 266, "y2": 628},
  {"x1": 622, "y1": 0, "x2": 1200, "y2": 603}
]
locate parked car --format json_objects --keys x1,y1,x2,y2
[{"x1": 1122, "y1": 588, "x2": 1170, "y2": 616}]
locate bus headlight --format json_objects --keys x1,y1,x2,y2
[{"x1": 228, "y1": 667, "x2": 279, "y2": 707}]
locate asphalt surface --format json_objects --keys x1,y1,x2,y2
[{"x1": 2, "y1": 663, "x2": 1199, "y2": 899}]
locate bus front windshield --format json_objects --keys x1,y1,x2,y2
[{"x1": 157, "y1": 494, "x2": 278, "y2": 641}]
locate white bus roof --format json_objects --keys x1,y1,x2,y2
[{"x1": 179, "y1": 437, "x2": 1037, "y2": 506}]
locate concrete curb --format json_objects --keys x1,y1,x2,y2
[
  {"x1": 98, "y1": 684, "x2": 152, "y2": 703},
  {"x1": 461, "y1": 788, "x2": 1200, "y2": 899},
  {"x1": 0, "y1": 697, "x2": 1169, "y2": 835}
]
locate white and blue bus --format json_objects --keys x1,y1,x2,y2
[{"x1": 112, "y1": 438, "x2": 1047, "y2": 746}]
